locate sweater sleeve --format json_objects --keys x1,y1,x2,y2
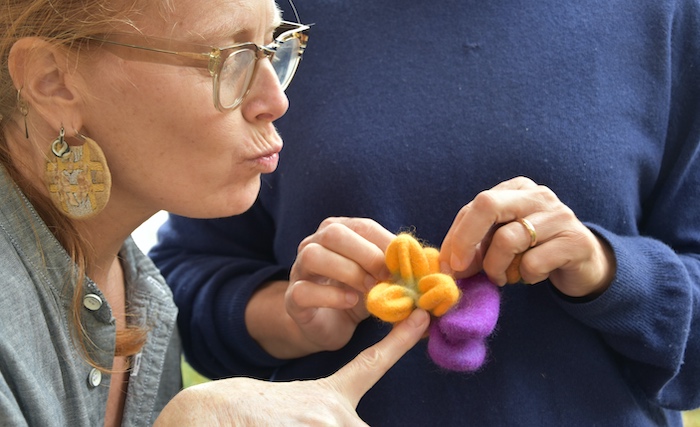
[
  {"x1": 555, "y1": 0, "x2": 700, "y2": 409},
  {"x1": 149, "y1": 200, "x2": 289, "y2": 380},
  {"x1": 557, "y1": 225, "x2": 700, "y2": 410}
]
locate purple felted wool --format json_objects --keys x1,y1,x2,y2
[
  {"x1": 427, "y1": 273, "x2": 500, "y2": 372},
  {"x1": 427, "y1": 326, "x2": 488, "y2": 371}
]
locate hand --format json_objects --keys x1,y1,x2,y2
[
  {"x1": 286, "y1": 217, "x2": 395, "y2": 352},
  {"x1": 439, "y1": 176, "x2": 615, "y2": 297},
  {"x1": 154, "y1": 309, "x2": 430, "y2": 426}
]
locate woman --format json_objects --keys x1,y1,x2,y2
[
  {"x1": 151, "y1": 0, "x2": 700, "y2": 425},
  {"x1": 0, "y1": 0, "x2": 429, "y2": 425}
]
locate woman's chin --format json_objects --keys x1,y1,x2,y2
[
  {"x1": 212, "y1": 179, "x2": 263, "y2": 217},
  {"x1": 166, "y1": 179, "x2": 262, "y2": 219}
]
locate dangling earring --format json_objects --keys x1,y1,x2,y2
[
  {"x1": 17, "y1": 89, "x2": 29, "y2": 139},
  {"x1": 44, "y1": 128, "x2": 112, "y2": 219},
  {"x1": 51, "y1": 126, "x2": 70, "y2": 157}
]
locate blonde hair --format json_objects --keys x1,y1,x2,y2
[{"x1": 0, "y1": 0, "x2": 148, "y2": 371}]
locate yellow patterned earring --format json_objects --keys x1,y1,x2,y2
[{"x1": 44, "y1": 127, "x2": 112, "y2": 219}]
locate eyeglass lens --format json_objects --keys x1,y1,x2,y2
[
  {"x1": 271, "y1": 37, "x2": 301, "y2": 90},
  {"x1": 218, "y1": 35, "x2": 302, "y2": 109},
  {"x1": 219, "y1": 50, "x2": 257, "y2": 109}
]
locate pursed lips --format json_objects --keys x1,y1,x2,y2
[{"x1": 247, "y1": 128, "x2": 283, "y2": 161}]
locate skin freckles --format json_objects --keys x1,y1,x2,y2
[
  {"x1": 75, "y1": 0, "x2": 287, "y2": 222},
  {"x1": 1, "y1": 1, "x2": 436, "y2": 425}
]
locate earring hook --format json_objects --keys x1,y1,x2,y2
[{"x1": 51, "y1": 126, "x2": 70, "y2": 158}]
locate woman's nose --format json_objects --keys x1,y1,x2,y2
[{"x1": 240, "y1": 59, "x2": 289, "y2": 122}]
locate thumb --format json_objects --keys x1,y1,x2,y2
[{"x1": 327, "y1": 309, "x2": 430, "y2": 407}]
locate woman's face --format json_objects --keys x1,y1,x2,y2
[{"x1": 79, "y1": 0, "x2": 289, "y2": 219}]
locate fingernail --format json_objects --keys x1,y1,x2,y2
[
  {"x1": 346, "y1": 292, "x2": 359, "y2": 306},
  {"x1": 451, "y1": 253, "x2": 465, "y2": 271}
]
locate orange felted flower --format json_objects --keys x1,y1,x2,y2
[{"x1": 366, "y1": 233, "x2": 461, "y2": 322}]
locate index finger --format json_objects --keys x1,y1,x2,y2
[
  {"x1": 325, "y1": 309, "x2": 430, "y2": 407},
  {"x1": 318, "y1": 217, "x2": 396, "y2": 250},
  {"x1": 298, "y1": 218, "x2": 396, "y2": 289},
  {"x1": 440, "y1": 180, "x2": 540, "y2": 272}
]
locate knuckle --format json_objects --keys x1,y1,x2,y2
[
  {"x1": 317, "y1": 222, "x2": 347, "y2": 243},
  {"x1": 286, "y1": 285, "x2": 313, "y2": 314},
  {"x1": 354, "y1": 222, "x2": 374, "y2": 238},
  {"x1": 512, "y1": 176, "x2": 535, "y2": 186},
  {"x1": 286, "y1": 281, "x2": 305, "y2": 305},
  {"x1": 471, "y1": 191, "x2": 499, "y2": 215},
  {"x1": 296, "y1": 242, "x2": 323, "y2": 265},
  {"x1": 317, "y1": 216, "x2": 344, "y2": 232},
  {"x1": 345, "y1": 216, "x2": 382, "y2": 239},
  {"x1": 560, "y1": 206, "x2": 578, "y2": 222},
  {"x1": 354, "y1": 346, "x2": 385, "y2": 371},
  {"x1": 535, "y1": 184, "x2": 561, "y2": 205},
  {"x1": 495, "y1": 224, "x2": 522, "y2": 248},
  {"x1": 297, "y1": 235, "x2": 312, "y2": 253}
]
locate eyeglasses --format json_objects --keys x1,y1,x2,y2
[{"x1": 85, "y1": 21, "x2": 310, "y2": 112}]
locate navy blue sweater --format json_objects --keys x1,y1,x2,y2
[{"x1": 151, "y1": 0, "x2": 700, "y2": 425}]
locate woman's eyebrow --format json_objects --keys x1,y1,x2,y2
[
  {"x1": 204, "y1": 23, "x2": 246, "y2": 43},
  {"x1": 180, "y1": 5, "x2": 284, "y2": 46},
  {"x1": 209, "y1": 22, "x2": 281, "y2": 45}
]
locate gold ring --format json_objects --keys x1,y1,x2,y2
[{"x1": 517, "y1": 218, "x2": 537, "y2": 248}]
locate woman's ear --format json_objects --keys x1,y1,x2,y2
[{"x1": 8, "y1": 37, "x2": 84, "y2": 133}]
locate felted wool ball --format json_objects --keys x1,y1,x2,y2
[{"x1": 427, "y1": 273, "x2": 500, "y2": 372}]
